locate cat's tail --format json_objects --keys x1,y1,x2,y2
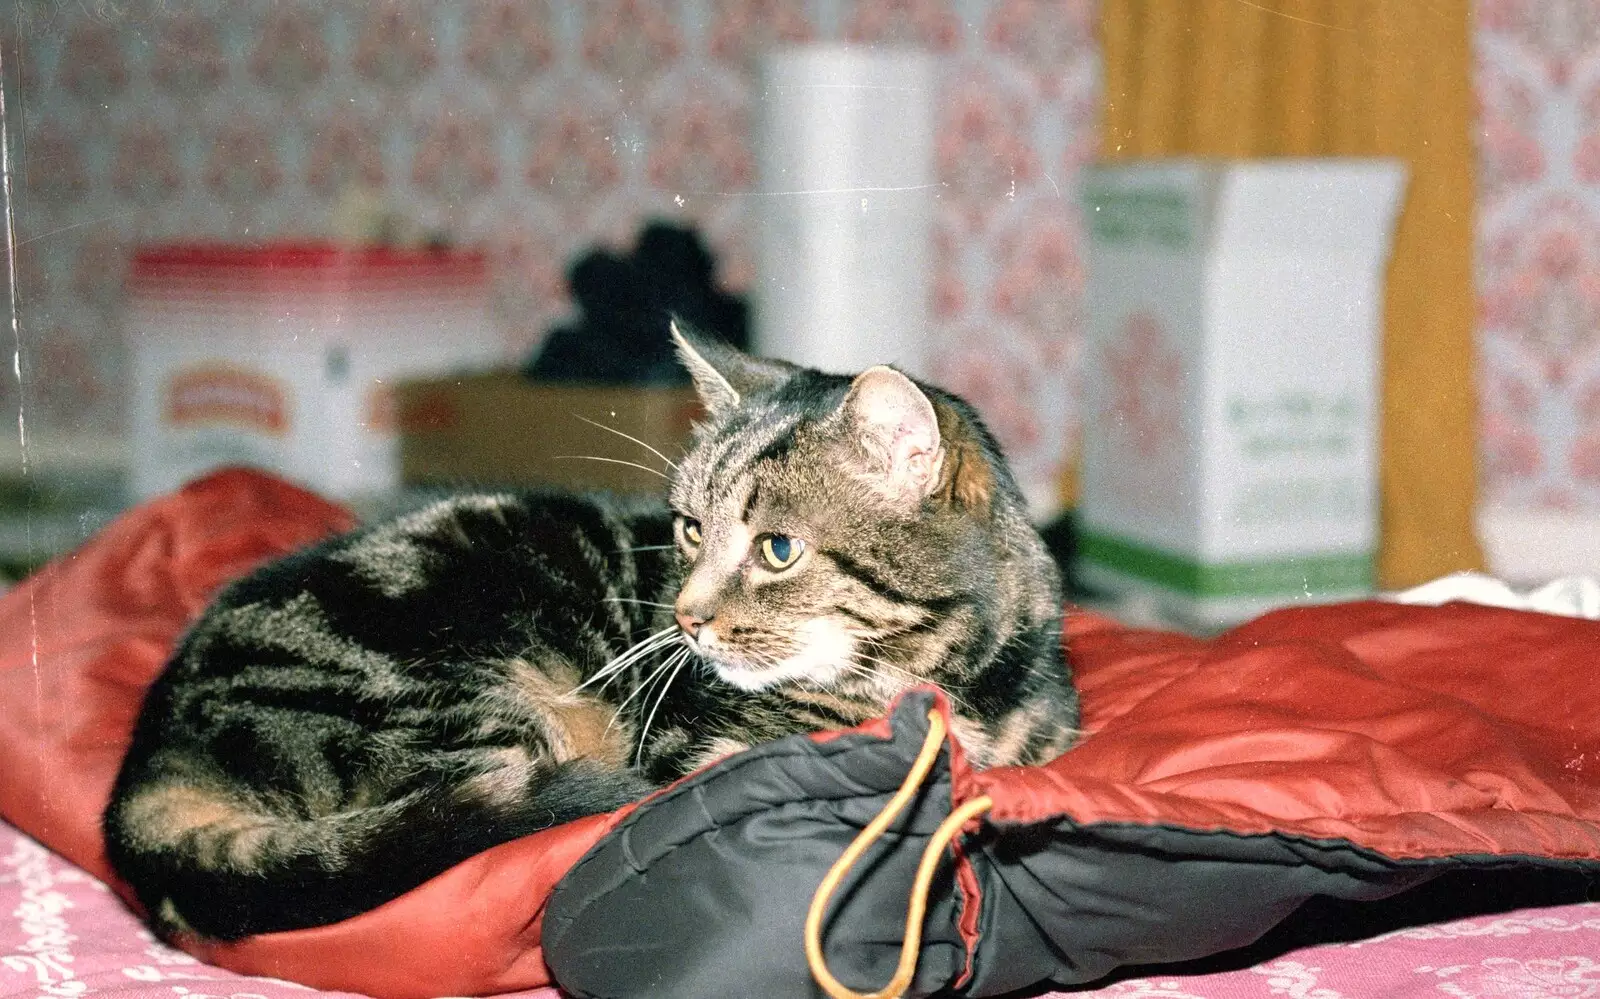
[{"x1": 103, "y1": 760, "x2": 652, "y2": 941}]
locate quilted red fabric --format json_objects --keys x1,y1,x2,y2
[
  {"x1": 0, "y1": 469, "x2": 354, "y2": 882},
  {"x1": 981, "y1": 605, "x2": 1600, "y2": 861},
  {"x1": 1, "y1": 470, "x2": 1598, "y2": 999}
]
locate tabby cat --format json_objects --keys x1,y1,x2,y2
[{"x1": 103, "y1": 324, "x2": 1080, "y2": 941}]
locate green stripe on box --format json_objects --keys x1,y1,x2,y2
[
  {"x1": 1080, "y1": 531, "x2": 1374, "y2": 598},
  {"x1": 1083, "y1": 187, "x2": 1193, "y2": 248}
]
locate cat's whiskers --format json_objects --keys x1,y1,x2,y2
[
  {"x1": 603, "y1": 597, "x2": 677, "y2": 610},
  {"x1": 606, "y1": 647, "x2": 688, "y2": 733},
  {"x1": 572, "y1": 415, "x2": 680, "y2": 472},
  {"x1": 819, "y1": 643, "x2": 908, "y2": 691},
  {"x1": 612, "y1": 544, "x2": 677, "y2": 553},
  {"x1": 743, "y1": 642, "x2": 808, "y2": 673},
  {"x1": 634, "y1": 653, "x2": 689, "y2": 766},
  {"x1": 742, "y1": 646, "x2": 787, "y2": 671},
  {"x1": 571, "y1": 626, "x2": 679, "y2": 694},
  {"x1": 604, "y1": 663, "x2": 672, "y2": 733},
  {"x1": 553, "y1": 455, "x2": 671, "y2": 480},
  {"x1": 853, "y1": 630, "x2": 900, "y2": 655},
  {"x1": 839, "y1": 631, "x2": 926, "y2": 681},
  {"x1": 843, "y1": 627, "x2": 973, "y2": 691},
  {"x1": 838, "y1": 628, "x2": 976, "y2": 711},
  {"x1": 831, "y1": 658, "x2": 892, "y2": 689},
  {"x1": 832, "y1": 648, "x2": 911, "y2": 688},
  {"x1": 846, "y1": 651, "x2": 976, "y2": 713},
  {"x1": 851, "y1": 630, "x2": 922, "y2": 668},
  {"x1": 731, "y1": 634, "x2": 913, "y2": 697},
  {"x1": 597, "y1": 628, "x2": 679, "y2": 680},
  {"x1": 841, "y1": 655, "x2": 938, "y2": 706},
  {"x1": 847, "y1": 651, "x2": 923, "y2": 684}
]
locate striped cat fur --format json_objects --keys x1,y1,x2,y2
[{"x1": 103, "y1": 323, "x2": 1080, "y2": 940}]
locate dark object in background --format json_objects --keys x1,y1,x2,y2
[
  {"x1": 526, "y1": 221, "x2": 750, "y2": 386},
  {"x1": 1038, "y1": 508, "x2": 1101, "y2": 600}
]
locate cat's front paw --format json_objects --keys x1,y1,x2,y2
[{"x1": 685, "y1": 736, "x2": 752, "y2": 773}]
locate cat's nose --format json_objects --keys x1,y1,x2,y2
[{"x1": 675, "y1": 607, "x2": 710, "y2": 639}]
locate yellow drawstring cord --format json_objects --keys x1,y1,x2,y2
[{"x1": 804, "y1": 710, "x2": 994, "y2": 999}]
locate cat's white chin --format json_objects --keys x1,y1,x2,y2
[
  {"x1": 713, "y1": 660, "x2": 834, "y2": 692},
  {"x1": 709, "y1": 619, "x2": 855, "y2": 692}
]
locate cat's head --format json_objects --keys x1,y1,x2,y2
[{"x1": 665, "y1": 321, "x2": 1060, "y2": 694}]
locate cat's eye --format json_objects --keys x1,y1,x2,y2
[
  {"x1": 680, "y1": 519, "x2": 702, "y2": 546},
  {"x1": 760, "y1": 535, "x2": 805, "y2": 570}
]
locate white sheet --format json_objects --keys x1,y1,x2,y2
[{"x1": 1392, "y1": 570, "x2": 1600, "y2": 620}]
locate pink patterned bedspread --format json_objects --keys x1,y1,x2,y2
[{"x1": 4, "y1": 819, "x2": 1597, "y2": 999}]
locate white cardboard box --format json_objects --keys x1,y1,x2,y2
[
  {"x1": 1078, "y1": 159, "x2": 1407, "y2": 628},
  {"x1": 126, "y1": 245, "x2": 501, "y2": 501}
]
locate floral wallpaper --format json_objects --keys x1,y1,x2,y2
[
  {"x1": 5, "y1": 0, "x2": 1098, "y2": 506},
  {"x1": 1476, "y1": 0, "x2": 1600, "y2": 512},
  {"x1": 23, "y1": 0, "x2": 1595, "y2": 519}
]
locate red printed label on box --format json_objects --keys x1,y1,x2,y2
[{"x1": 165, "y1": 365, "x2": 289, "y2": 435}]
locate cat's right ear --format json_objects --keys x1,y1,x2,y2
[{"x1": 670, "y1": 318, "x2": 794, "y2": 418}]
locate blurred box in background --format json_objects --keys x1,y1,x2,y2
[
  {"x1": 125, "y1": 245, "x2": 500, "y2": 501},
  {"x1": 1078, "y1": 159, "x2": 1406, "y2": 628},
  {"x1": 397, "y1": 374, "x2": 699, "y2": 494}
]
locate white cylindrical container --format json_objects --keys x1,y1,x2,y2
[{"x1": 753, "y1": 46, "x2": 937, "y2": 378}]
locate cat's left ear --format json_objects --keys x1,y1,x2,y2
[
  {"x1": 671, "y1": 318, "x2": 795, "y2": 419},
  {"x1": 840, "y1": 366, "x2": 944, "y2": 501}
]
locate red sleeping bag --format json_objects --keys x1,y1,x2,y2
[{"x1": 0, "y1": 469, "x2": 1597, "y2": 998}]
